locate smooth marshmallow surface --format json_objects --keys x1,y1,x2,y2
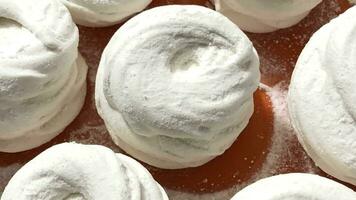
[
  {"x1": 0, "y1": 0, "x2": 87, "y2": 152},
  {"x1": 213, "y1": 0, "x2": 322, "y2": 33},
  {"x1": 96, "y1": 5, "x2": 260, "y2": 169},
  {"x1": 288, "y1": 6, "x2": 356, "y2": 186},
  {"x1": 60, "y1": 0, "x2": 152, "y2": 27},
  {"x1": 1, "y1": 143, "x2": 168, "y2": 200}
]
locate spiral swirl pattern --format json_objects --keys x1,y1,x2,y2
[
  {"x1": 96, "y1": 5, "x2": 260, "y2": 169},
  {"x1": 1, "y1": 143, "x2": 168, "y2": 200}
]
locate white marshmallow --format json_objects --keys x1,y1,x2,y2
[
  {"x1": 0, "y1": 0, "x2": 87, "y2": 152},
  {"x1": 96, "y1": 5, "x2": 260, "y2": 169},
  {"x1": 231, "y1": 173, "x2": 356, "y2": 199},
  {"x1": 213, "y1": 0, "x2": 322, "y2": 33},
  {"x1": 1, "y1": 143, "x2": 168, "y2": 200},
  {"x1": 288, "y1": 7, "x2": 356, "y2": 186},
  {"x1": 60, "y1": 0, "x2": 152, "y2": 27}
]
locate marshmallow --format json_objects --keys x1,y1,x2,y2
[
  {"x1": 1, "y1": 143, "x2": 168, "y2": 200},
  {"x1": 288, "y1": 7, "x2": 356, "y2": 186},
  {"x1": 213, "y1": 0, "x2": 322, "y2": 33},
  {"x1": 231, "y1": 173, "x2": 356, "y2": 199},
  {"x1": 96, "y1": 5, "x2": 260, "y2": 169},
  {"x1": 60, "y1": 0, "x2": 152, "y2": 27},
  {"x1": 0, "y1": 0, "x2": 87, "y2": 152}
]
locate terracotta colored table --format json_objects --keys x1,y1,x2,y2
[{"x1": 0, "y1": 0, "x2": 354, "y2": 199}]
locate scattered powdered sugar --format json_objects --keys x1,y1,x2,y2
[
  {"x1": 259, "y1": 83, "x2": 318, "y2": 175},
  {"x1": 73, "y1": 0, "x2": 342, "y2": 194},
  {"x1": 0, "y1": 0, "x2": 348, "y2": 197},
  {"x1": 166, "y1": 82, "x2": 319, "y2": 200}
]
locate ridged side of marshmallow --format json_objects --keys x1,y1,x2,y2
[
  {"x1": 214, "y1": 0, "x2": 321, "y2": 33},
  {"x1": 0, "y1": 55, "x2": 87, "y2": 152},
  {"x1": 288, "y1": 7, "x2": 356, "y2": 185},
  {"x1": 1, "y1": 143, "x2": 168, "y2": 200},
  {"x1": 0, "y1": 0, "x2": 87, "y2": 152},
  {"x1": 96, "y1": 5, "x2": 260, "y2": 169},
  {"x1": 231, "y1": 173, "x2": 356, "y2": 199},
  {"x1": 60, "y1": 0, "x2": 152, "y2": 27}
]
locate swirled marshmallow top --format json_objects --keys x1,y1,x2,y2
[
  {"x1": 1, "y1": 143, "x2": 168, "y2": 200},
  {"x1": 96, "y1": 5, "x2": 260, "y2": 169}
]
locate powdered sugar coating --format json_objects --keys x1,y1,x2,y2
[
  {"x1": 289, "y1": 6, "x2": 356, "y2": 186},
  {"x1": 95, "y1": 5, "x2": 260, "y2": 169},
  {"x1": 1, "y1": 143, "x2": 168, "y2": 200},
  {"x1": 0, "y1": 0, "x2": 352, "y2": 198},
  {"x1": 0, "y1": 0, "x2": 87, "y2": 152},
  {"x1": 60, "y1": 0, "x2": 152, "y2": 27},
  {"x1": 214, "y1": 0, "x2": 322, "y2": 33},
  {"x1": 231, "y1": 173, "x2": 356, "y2": 199}
]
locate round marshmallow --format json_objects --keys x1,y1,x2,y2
[
  {"x1": 288, "y1": 7, "x2": 356, "y2": 185},
  {"x1": 213, "y1": 0, "x2": 322, "y2": 33},
  {"x1": 60, "y1": 0, "x2": 152, "y2": 27},
  {"x1": 0, "y1": 0, "x2": 87, "y2": 152},
  {"x1": 1, "y1": 143, "x2": 168, "y2": 200},
  {"x1": 231, "y1": 173, "x2": 356, "y2": 199},
  {"x1": 96, "y1": 5, "x2": 260, "y2": 169}
]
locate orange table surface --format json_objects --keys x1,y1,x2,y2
[{"x1": 0, "y1": 0, "x2": 354, "y2": 197}]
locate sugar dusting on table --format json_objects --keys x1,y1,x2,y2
[
  {"x1": 75, "y1": 0, "x2": 340, "y2": 198},
  {"x1": 0, "y1": 0, "x2": 348, "y2": 197},
  {"x1": 165, "y1": 0, "x2": 346, "y2": 198},
  {"x1": 166, "y1": 82, "x2": 319, "y2": 199}
]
